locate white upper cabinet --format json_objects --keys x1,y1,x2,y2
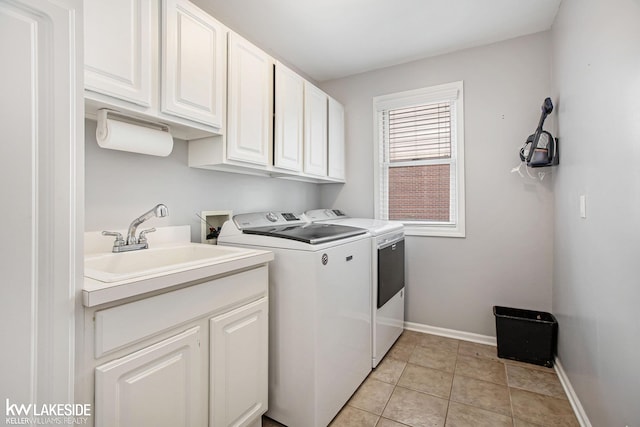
[
  {"x1": 303, "y1": 82, "x2": 328, "y2": 177},
  {"x1": 161, "y1": 0, "x2": 225, "y2": 128},
  {"x1": 85, "y1": 0, "x2": 153, "y2": 107},
  {"x1": 84, "y1": 0, "x2": 226, "y2": 138},
  {"x1": 328, "y1": 97, "x2": 346, "y2": 181},
  {"x1": 274, "y1": 62, "x2": 304, "y2": 172},
  {"x1": 226, "y1": 32, "x2": 273, "y2": 166}
]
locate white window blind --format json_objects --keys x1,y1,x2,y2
[
  {"x1": 374, "y1": 81, "x2": 465, "y2": 237},
  {"x1": 386, "y1": 103, "x2": 451, "y2": 162}
]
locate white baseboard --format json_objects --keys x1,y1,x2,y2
[
  {"x1": 554, "y1": 357, "x2": 593, "y2": 427},
  {"x1": 403, "y1": 321, "x2": 497, "y2": 346},
  {"x1": 404, "y1": 321, "x2": 592, "y2": 427}
]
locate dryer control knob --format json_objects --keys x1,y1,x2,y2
[{"x1": 266, "y1": 212, "x2": 278, "y2": 222}]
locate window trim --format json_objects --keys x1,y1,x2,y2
[{"x1": 373, "y1": 81, "x2": 466, "y2": 238}]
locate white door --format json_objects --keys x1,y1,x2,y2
[
  {"x1": 0, "y1": 0, "x2": 81, "y2": 409},
  {"x1": 95, "y1": 327, "x2": 203, "y2": 427},
  {"x1": 328, "y1": 97, "x2": 346, "y2": 181},
  {"x1": 304, "y1": 82, "x2": 328, "y2": 177},
  {"x1": 162, "y1": 0, "x2": 225, "y2": 128},
  {"x1": 274, "y1": 62, "x2": 304, "y2": 172},
  {"x1": 85, "y1": 0, "x2": 153, "y2": 106},
  {"x1": 227, "y1": 32, "x2": 273, "y2": 166},
  {"x1": 210, "y1": 298, "x2": 268, "y2": 427}
]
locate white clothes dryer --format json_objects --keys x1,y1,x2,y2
[{"x1": 304, "y1": 209, "x2": 405, "y2": 368}]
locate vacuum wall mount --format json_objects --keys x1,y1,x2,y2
[{"x1": 520, "y1": 97, "x2": 559, "y2": 168}]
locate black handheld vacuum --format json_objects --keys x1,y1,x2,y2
[{"x1": 519, "y1": 97, "x2": 559, "y2": 167}]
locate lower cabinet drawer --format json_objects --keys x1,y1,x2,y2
[{"x1": 94, "y1": 266, "x2": 267, "y2": 358}]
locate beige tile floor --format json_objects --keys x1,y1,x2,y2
[{"x1": 263, "y1": 330, "x2": 580, "y2": 427}]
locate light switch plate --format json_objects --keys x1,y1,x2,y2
[{"x1": 580, "y1": 195, "x2": 587, "y2": 218}]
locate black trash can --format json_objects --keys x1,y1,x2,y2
[{"x1": 493, "y1": 306, "x2": 558, "y2": 367}]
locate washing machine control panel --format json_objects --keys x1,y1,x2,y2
[
  {"x1": 304, "y1": 209, "x2": 349, "y2": 221},
  {"x1": 266, "y1": 212, "x2": 278, "y2": 222},
  {"x1": 281, "y1": 212, "x2": 300, "y2": 221},
  {"x1": 233, "y1": 212, "x2": 305, "y2": 229}
]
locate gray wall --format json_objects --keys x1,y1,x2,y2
[
  {"x1": 320, "y1": 32, "x2": 555, "y2": 336},
  {"x1": 551, "y1": 0, "x2": 640, "y2": 425},
  {"x1": 84, "y1": 119, "x2": 321, "y2": 241}
]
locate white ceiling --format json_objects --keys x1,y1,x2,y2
[{"x1": 193, "y1": 0, "x2": 562, "y2": 82}]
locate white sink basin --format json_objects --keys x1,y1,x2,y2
[{"x1": 85, "y1": 244, "x2": 253, "y2": 283}]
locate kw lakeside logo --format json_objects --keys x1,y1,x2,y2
[{"x1": 5, "y1": 399, "x2": 91, "y2": 425}]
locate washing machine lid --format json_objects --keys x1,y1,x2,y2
[
  {"x1": 242, "y1": 223, "x2": 366, "y2": 245},
  {"x1": 329, "y1": 218, "x2": 404, "y2": 236},
  {"x1": 304, "y1": 209, "x2": 404, "y2": 236}
]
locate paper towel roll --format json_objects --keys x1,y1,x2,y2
[{"x1": 96, "y1": 115, "x2": 174, "y2": 157}]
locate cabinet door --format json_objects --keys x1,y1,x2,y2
[
  {"x1": 304, "y1": 82, "x2": 328, "y2": 177},
  {"x1": 85, "y1": 0, "x2": 153, "y2": 107},
  {"x1": 227, "y1": 33, "x2": 273, "y2": 166},
  {"x1": 328, "y1": 97, "x2": 346, "y2": 180},
  {"x1": 210, "y1": 298, "x2": 268, "y2": 427},
  {"x1": 274, "y1": 62, "x2": 304, "y2": 172},
  {"x1": 162, "y1": 0, "x2": 225, "y2": 128},
  {"x1": 95, "y1": 327, "x2": 203, "y2": 427}
]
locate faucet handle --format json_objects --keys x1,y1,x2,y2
[
  {"x1": 138, "y1": 228, "x2": 156, "y2": 244},
  {"x1": 102, "y1": 231, "x2": 125, "y2": 247}
]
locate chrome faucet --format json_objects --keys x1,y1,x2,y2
[{"x1": 103, "y1": 204, "x2": 169, "y2": 253}]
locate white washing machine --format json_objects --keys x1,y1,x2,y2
[
  {"x1": 218, "y1": 212, "x2": 372, "y2": 427},
  {"x1": 304, "y1": 209, "x2": 405, "y2": 368}
]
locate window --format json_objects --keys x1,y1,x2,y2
[{"x1": 374, "y1": 81, "x2": 465, "y2": 237}]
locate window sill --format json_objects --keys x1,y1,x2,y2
[{"x1": 403, "y1": 224, "x2": 466, "y2": 238}]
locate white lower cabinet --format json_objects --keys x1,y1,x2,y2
[
  {"x1": 86, "y1": 265, "x2": 269, "y2": 427},
  {"x1": 210, "y1": 297, "x2": 268, "y2": 427},
  {"x1": 95, "y1": 327, "x2": 203, "y2": 427}
]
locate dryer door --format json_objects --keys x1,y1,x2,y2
[{"x1": 377, "y1": 239, "x2": 405, "y2": 308}]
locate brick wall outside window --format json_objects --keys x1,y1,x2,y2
[{"x1": 388, "y1": 164, "x2": 450, "y2": 221}]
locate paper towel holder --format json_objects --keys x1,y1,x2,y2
[
  {"x1": 96, "y1": 109, "x2": 174, "y2": 156},
  {"x1": 96, "y1": 109, "x2": 171, "y2": 140}
]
